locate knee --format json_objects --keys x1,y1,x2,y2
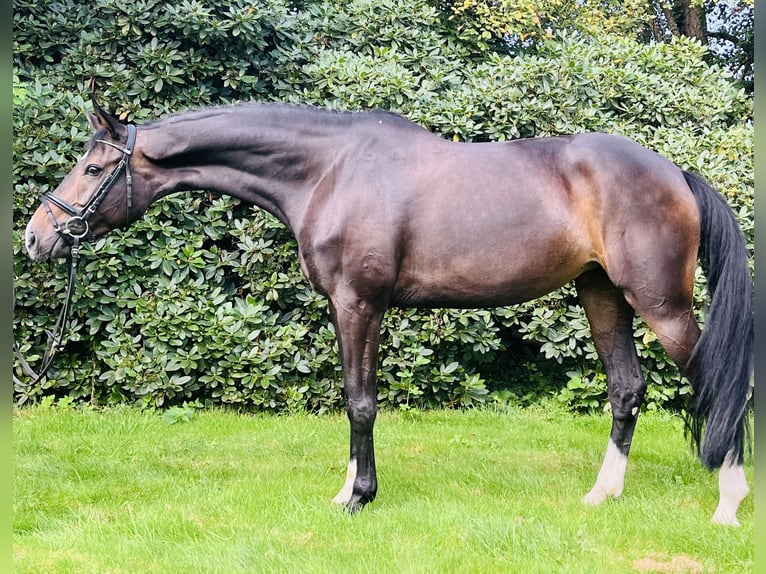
[{"x1": 347, "y1": 396, "x2": 377, "y2": 428}]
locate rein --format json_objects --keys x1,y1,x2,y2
[{"x1": 13, "y1": 125, "x2": 136, "y2": 399}]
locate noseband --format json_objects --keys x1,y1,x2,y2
[
  {"x1": 41, "y1": 123, "x2": 137, "y2": 248},
  {"x1": 14, "y1": 124, "x2": 137, "y2": 397}
]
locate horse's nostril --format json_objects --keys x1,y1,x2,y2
[{"x1": 25, "y1": 228, "x2": 37, "y2": 254}]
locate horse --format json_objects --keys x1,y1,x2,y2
[{"x1": 23, "y1": 98, "x2": 752, "y2": 525}]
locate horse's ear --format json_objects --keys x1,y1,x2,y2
[{"x1": 87, "y1": 94, "x2": 125, "y2": 140}]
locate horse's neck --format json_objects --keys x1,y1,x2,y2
[{"x1": 143, "y1": 108, "x2": 341, "y2": 231}]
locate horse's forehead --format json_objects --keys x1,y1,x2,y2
[
  {"x1": 74, "y1": 147, "x2": 99, "y2": 166},
  {"x1": 87, "y1": 128, "x2": 109, "y2": 149},
  {"x1": 77, "y1": 133, "x2": 118, "y2": 163}
]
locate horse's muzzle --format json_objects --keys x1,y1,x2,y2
[
  {"x1": 24, "y1": 225, "x2": 41, "y2": 261},
  {"x1": 24, "y1": 224, "x2": 66, "y2": 262}
]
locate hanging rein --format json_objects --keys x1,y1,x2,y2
[{"x1": 13, "y1": 124, "x2": 137, "y2": 398}]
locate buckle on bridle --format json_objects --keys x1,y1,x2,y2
[{"x1": 62, "y1": 216, "x2": 89, "y2": 239}]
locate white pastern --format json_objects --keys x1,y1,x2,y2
[
  {"x1": 332, "y1": 459, "x2": 357, "y2": 505},
  {"x1": 583, "y1": 440, "x2": 628, "y2": 505},
  {"x1": 711, "y1": 458, "x2": 749, "y2": 526}
]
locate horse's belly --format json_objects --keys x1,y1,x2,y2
[{"x1": 391, "y1": 247, "x2": 593, "y2": 308}]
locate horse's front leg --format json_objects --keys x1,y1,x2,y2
[{"x1": 329, "y1": 298, "x2": 385, "y2": 513}]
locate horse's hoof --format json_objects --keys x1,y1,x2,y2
[
  {"x1": 711, "y1": 510, "x2": 740, "y2": 527},
  {"x1": 582, "y1": 489, "x2": 607, "y2": 506}
]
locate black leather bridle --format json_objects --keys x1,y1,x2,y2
[
  {"x1": 13, "y1": 124, "x2": 137, "y2": 398},
  {"x1": 41, "y1": 124, "x2": 137, "y2": 244}
]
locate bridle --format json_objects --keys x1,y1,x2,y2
[
  {"x1": 41, "y1": 124, "x2": 137, "y2": 245},
  {"x1": 13, "y1": 124, "x2": 137, "y2": 398}
]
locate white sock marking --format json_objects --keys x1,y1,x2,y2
[
  {"x1": 332, "y1": 459, "x2": 357, "y2": 505},
  {"x1": 583, "y1": 439, "x2": 628, "y2": 505},
  {"x1": 711, "y1": 455, "x2": 749, "y2": 526}
]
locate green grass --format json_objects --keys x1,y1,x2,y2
[{"x1": 14, "y1": 405, "x2": 753, "y2": 573}]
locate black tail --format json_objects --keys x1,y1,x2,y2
[{"x1": 683, "y1": 170, "x2": 753, "y2": 470}]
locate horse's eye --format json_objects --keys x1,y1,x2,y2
[{"x1": 85, "y1": 164, "x2": 103, "y2": 176}]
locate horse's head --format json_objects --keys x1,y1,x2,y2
[{"x1": 25, "y1": 100, "x2": 148, "y2": 261}]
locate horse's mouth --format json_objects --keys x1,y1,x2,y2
[
  {"x1": 25, "y1": 228, "x2": 70, "y2": 262},
  {"x1": 48, "y1": 238, "x2": 73, "y2": 261}
]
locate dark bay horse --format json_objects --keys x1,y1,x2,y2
[{"x1": 23, "y1": 100, "x2": 752, "y2": 525}]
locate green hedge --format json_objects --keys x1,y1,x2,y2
[{"x1": 13, "y1": 0, "x2": 753, "y2": 412}]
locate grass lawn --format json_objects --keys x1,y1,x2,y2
[{"x1": 13, "y1": 404, "x2": 753, "y2": 573}]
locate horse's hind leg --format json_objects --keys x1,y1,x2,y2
[
  {"x1": 576, "y1": 268, "x2": 646, "y2": 505},
  {"x1": 622, "y1": 279, "x2": 749, "y2": 525}
]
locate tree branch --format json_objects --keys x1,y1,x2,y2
[{"x1": 658, "y1": 2, "x2": 680, "y2": 37}]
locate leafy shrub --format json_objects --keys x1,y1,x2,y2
[{"x1": 13, "y1": 0, "x2": 753, "y2": 413}]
